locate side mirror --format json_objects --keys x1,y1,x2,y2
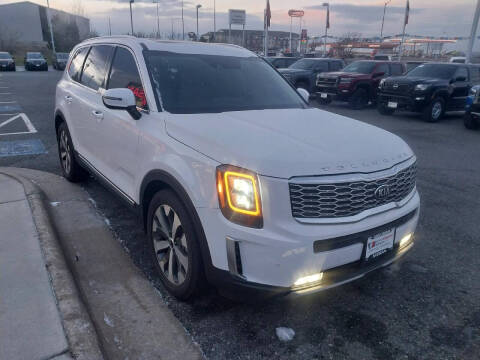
[
  {"x1": 102, "y1": 88, "x2": 141, "y2": 120},
  {"x1": 373, "y1": 71, "x2": 385, "y2": 78},
  {"x1": 297, "y1": 88, "x2": 310, "y2": 103}
]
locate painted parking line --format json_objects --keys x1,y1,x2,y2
[
  {"x1": 0, "y1": 113, "x2": 37, "y2": 136},
  {"x1": 0, "y1": 139, "x2": 46, "y2": 157}
]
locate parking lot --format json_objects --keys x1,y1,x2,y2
[{"x1": 1, "y1": 70, "x2": 479, "y2": 359}]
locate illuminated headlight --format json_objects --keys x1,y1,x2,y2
[
  {"x1": 217, "y1": 165, "x2": 262, "y2": 228},
  {"x1": 399, "y1": 233, "x2": 413, "y2": 248},
  {"x1": 379, "y1": 78, "x2": 386, "y2": 88},
  {"x1": 339, "y1": 78, "x2": 352, "y2": 84},
  {"x1": 415, "y1": 84, "x2": 430, "y2": 91},
  {"x1": 294, "y1": 273, "x2": 324, "y2": 288}
]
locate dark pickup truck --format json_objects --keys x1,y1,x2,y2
[
  {"x1": 377, "y1": 63, "x2": 480, "y2": 122},
  {"x1": 266, "y1": 56, "x2": 300, "y2": 69},
  {"x1": 278, "y1": 58, "x2": 345, "y2": 94},
  {"x1": 316, "y1": 60, "x2": 405, "y2": 109}
]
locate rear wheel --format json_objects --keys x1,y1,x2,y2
[
  {"x1": 349, "y1": 88, "x2": 369, "y2": 109},
  {"x1": 464, "y1": 112, "x2": 479, "y2": 130},
  {"x1": 147, "y1": 190, "x2": 205, "y2": 300},
  {"x1": 57, "y1": 122, "x2": 87, "y2": 182},
  {"x1": 378, "y1": 103, "x2": 395, "y2": 115},
  {"x1": 423, "y1": 97, "x2": 445, "y2": 122}
]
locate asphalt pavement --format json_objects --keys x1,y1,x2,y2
[{"x1": 0, "y1": 70, "x2": 479, "y2": 360}]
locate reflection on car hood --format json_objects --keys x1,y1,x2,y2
[
  {"x1": 165, "y1": 108, "x2": 414, "y2": 178},
  {"x1": 385, "y1": 76, "x2": 447, "y2": 86},
  {"x1": 278, "y1": 68, "x2": 311, "y2": 75},
  {"x1": 319, "y1": 71, "x2": 369, "y2": 79}
]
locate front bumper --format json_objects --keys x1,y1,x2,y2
[
  {"x1": 0, "y1": 63, "x2": 15, "y2": 71},
  {"x1": 378, "y1": 92, "x2": 429, "y2": 112},
  {"x1": 197, "y1": 181, "x2": 420, "y2": 296},
  {"x1": 316, "y1": 85, "x2": 352, "y2": 101}
]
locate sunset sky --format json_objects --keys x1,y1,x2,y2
[{"x1": 0, "y1": 0, "x2": 477, "y2": 39}]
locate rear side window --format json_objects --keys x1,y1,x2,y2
[
  {"x1": 107, "y1": 47, "x2": 147, "y2": 109},
  {"x1": 454, "y1": 67, "x2": 468, "y2": 81},
  {"x1": 329, "y1": 61, "x2": 343, "y2": 71},
  {"x1": 314, "y1": 61, "x2": 329, "y2": 72},
  {"x1": 80, "y1": 45, "x2": 113, "y2": 91},
  {"x1": 470, "y1": 66, "x2": 480, "y2": 83},
  {"x1": 390, "y1": 63, "x2": 404, "y2": 76},
  {"x1": 68, "y1": 47, "x2": 89, "y2": 82}
]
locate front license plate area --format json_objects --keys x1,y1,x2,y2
[
  {"x1": 388, "y1": 101, "x2": 398, "y2": 109},
  {"x1": 321, "y1": 93, "x2": 328, "y2": 98},
  {"x1": 365, "y1": 228, "x2": 395, "y2": 261}
]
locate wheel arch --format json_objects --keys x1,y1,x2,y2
[{"x1": 54, "y1": 110, "x2": 66, "y2": 136}]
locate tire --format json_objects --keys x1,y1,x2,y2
[
  {"x1": 464, "y1": 112, "x2": 479, "y2": 130},
  {"x1": 378, "y1": 103, "x2": 395, "y2": 115},
  {"x1": 317, "y1": 97, "x2": 332, "y2": 105},
  {"x1": 423, "y1": 97, "x2": 445, "y2": 122},
  {"x1": 147, "y1": 189, "x2": 205, "y2": 300},
  {"x1": 57, "y1": 122, "x2": 87, "y2": 182},
  {"x1": 349, "y1": 88, "x2": 369, "y2": 109}
]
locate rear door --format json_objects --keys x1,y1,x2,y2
[{"x1": 450, "y1": 66, "x2": 470, "y2": 110}]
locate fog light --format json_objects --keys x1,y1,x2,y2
[
  {"x1": 399, "y1": 233, "x2": 413, "y2": 248},
  {"x1": 294, "y1": 273, "x2": 323, "y2": 287}
]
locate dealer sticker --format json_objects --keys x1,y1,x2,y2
[{"x1": 365, "y1": 228, "x2": 394, "y2": 260}]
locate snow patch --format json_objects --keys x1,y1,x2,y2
[
  {"x1": 103, "y1": 313, "x2": 114, "y2": 327},
  {"x1": 104, "y1": 218, "x2": 111, "y2": 226},
  {"x1": 276, "y1": 327, "x2": 295, "y2": 341},
  {"x1": 50, "y1": 201, "x2": 61, "y2": 207}
]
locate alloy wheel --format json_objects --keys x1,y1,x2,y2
[
  {"x1": 59, "y1": 130, "x2": 71, "y2": 174},
  {"x1": 152, "y1": 205, "x2": 189, "y2": 285},
  {"x1": 432, "y1": 101, "x2": 442, "y2": 120}
]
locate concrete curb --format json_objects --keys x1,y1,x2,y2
[{"x1": 0, "y1": 168, "x2": 104, "y2": 360}]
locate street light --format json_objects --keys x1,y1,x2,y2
[
  {"x1": 153, "y1": 0, "x2": 160, "y2": 38},
  {"x1": 380, "y1": 0, "x2": 392, "y2": 41},
  {"x1": 322, "y1": 3, "x2": 329, "y2": 57},
  {"x1": 213, "y1": 0, "x2": 216, "y2": 42},
  {"x1": 129, "y1": 0, "x2": 134, "y2": 36},
  {"x1": 182, "y1": 0, "x2": 185, "y2": 40},
  {"x1": 45, "y1": 0, "x2": 56, "y2": 54},
  {"x1": 196, "y1": 4, "x2": 202, "y2": 41}
]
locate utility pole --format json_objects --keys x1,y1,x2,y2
[
  {"x1": 289, "y1": 16, "x2": 293, "y2": 52},
  {"x1": 323, "y1": 3, "x2": 329, "y2": 57},
  {"x1": 467, "y1": 0, "x2": 480, "y2": 63},
  {"x1": 380, "y1": 0, "x2": 392, "y2": 42},
  {"x1": 129, "y1": 0, "x2": 135, "y2": 36},
  {"x1": 182, "y1": 0, "x2": 185, "y2": 40},
  {"x1": 46, "y1": 0, "x2": 56, "y2": 54},
  {"x1": 196, "y1": 4, "x2": 202, "y2": 41},
  {"x1": 213, "y1": 0, "x2": 216, "y2": 42},
  {"x1": 108, "y1": 17, "x2": 112, "y2": 36},
  {"x1": 154, "y1": 0, "x2": 160, "y2": 38}
]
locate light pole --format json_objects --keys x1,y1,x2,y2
[
  {"x1": 213, "y1": 0, "x2": 216, "y2": 42},
  {"x1": 182, "y1": 0, "x2": 185, "y2": 40},
  {"x1": 46, "y1": 0, "x2": 56, "y2": 54},
  {"x1": 467, "y1": 0, "x2": 480, "y2": 63},
  {"x1": 196, "y1": 4, "x2": 202, "y2": 41},
  {"x1": 153, "y1": 0, "x2": 160, "y2": 38},
  {"x1": 129, "y1": 0, "x2": 134, "y2": 36},
  {"x1": 380, "y1": 0, "x2": 392, "y2": 42},
  {"x1": 322, "y1": 3, "x2": 329, "y2": 57}
]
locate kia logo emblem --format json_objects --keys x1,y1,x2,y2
[
  {"x1": 375, "y1": 185, "x2": 391, "y2": 199},
  {"x1": 393, "y1": 83, "x2": 399, "y2": 89}
]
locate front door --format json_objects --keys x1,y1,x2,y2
[{"x1": 450, "y1": 66, "x2": 470, "y2": 110}]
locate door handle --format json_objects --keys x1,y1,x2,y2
[
  {"x1": 92, "y1": 110, "x2": 104, "y2": 121},
  {"x1": 65, "y1": 95, "x2": 73, "y2": 104}
]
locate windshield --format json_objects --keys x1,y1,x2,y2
[
  {"x1": 407, "y1": 64, "x2": 457, "y2": 79},
  {"x1": 57, "y1": 53, "x2": 69, "y2": 59},
  {"x1": 144, "y1": 51, "x2": 306, "y2": 114},
  {"x1": 28, "y1": 53, "x2": 44, "y2": 59},
  {"x1": 0, "y1": 53, "x2": 12, "y2": 59},
  {"x1": 289, "y1": 59, "x2": 318, "y2": 70},
  {"x1": 342, "y1": 61, "x2": 376, "y2": 74}
]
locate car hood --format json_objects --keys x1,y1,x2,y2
[
  {"x1": 319, "y1": 71, "x2": 369, "y2": 80},
  {"x1": 385, "y1": 76, "x2": 447, "y2": 86},
  {"x1": 278, "y1": 68, "x2": 311, "y2": 76},
  {"x1": 164, "y1": 108, "x2": 414, "y2": 178}
]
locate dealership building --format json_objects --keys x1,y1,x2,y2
[{"x1": 0, "y1": 1, "x2": 90, "y2": 47}]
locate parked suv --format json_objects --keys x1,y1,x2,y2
[
  {"x1": 266, "y1": 56, "x2": 300, "y2": 69},
  {"x1": 377, "y1": 63, "x2": 480, "y2": 122},
  {"x1": 55, "y1": 37, "x2": 419, "y2": 300},
  {"x1": 316, "y1": 60, "x2": 405, "y2": 108},
  {"x1": 464, "y1": 84, "x2": 480, "y2": 129},
  {"x1": 0, "y1": 52, "x2": 15, "y2": 71},
  {"x1": 25, "y1": 52, "x2": 48, "y2": 71},
  {"x1": 278, "y1": 58, "x2": 345, "y2": 93}
]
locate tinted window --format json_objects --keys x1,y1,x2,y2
[
  {"x1": 290, "y1": 59, "x2": 320, "y2": 70},
  {"x1": 313, "y1": 61, "x2": 329, "y2": 72},
  {"x1": 329, "y1": 61, "x2": 343, "y2": 71},
  {"x1": 407, "y1": 64, "x2": 457, "y2": 79},
  {"x1": 343, "y1": 61, "x2": 376, "y2": 74},
  {"x1": 28, "y1": 53, "x2": 43, "y2": 59},
  {"x1": 454, "y1": 67, "x2": 468, "y2": 81},
  {"x1": 470, "y1": 66, "x2": 480, "y2": 83},
  {"x1": 391, "y1": 63, "x2": 404, "y2": 76},
  {"x1": 68, "y1": 47, "x2": 89, "y2": 82},
  {"x1": 273, "y1": 59, "x2": 285, "y2": 68},
  {"x1": 144, "y1": 51, "x2": 306, "y2": 114},
  {"x1": 0, "y1": 53, "x2": 12, "y2": 59},
  {"x1": 376, "y1": 63, "x2": 390, "y2": 76},
  {"x1": 80, "y1": 45, "x2": 113, "y2": 91},
  {"x1": 107, "y1": 47, "x2": 146, "y2": 109}
]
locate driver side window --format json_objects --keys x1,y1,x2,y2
[{"x1": 454, "y1": 67, "x2": 468, "y2": 81}]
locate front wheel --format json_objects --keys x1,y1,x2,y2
[
  {"x1": 464, "y1": 112, "x2": 479, "y2": 130},
  {"x1": 349, "y1": 88, "x2": 369, "y2": 109},
  {"x1": 423, "y1": 97, "x2": 445, "y2": 122},
  {"x1": 378, "y1": 103, "x2": 395, "y2": 115},
  {"x1": 147, "y1": 190, "x2": 205, "y2": 300},
  {"x1": 57, "y1": 122, "x2": 87, "y2": 182}
]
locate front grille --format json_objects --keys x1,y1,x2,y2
[
  {"x1": 289, "y1": 162, "x2": 416, "y2": 219},
  {"x1": 317, "y1": 77, "x2": 338, "y2": 87},
  {"x1": 383, "y1": 83, "x2": 411, "y2": 94}
]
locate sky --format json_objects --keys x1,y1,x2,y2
[{"x1": 0, "y1": 0, "x2": 477, "y2": 39}]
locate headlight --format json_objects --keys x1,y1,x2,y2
[
  {"x1": 339, "y1": 78, "x2": 352, "y2": 84},
  {"x1": 216, "y1": 165, "x2": 263, "y2": 228},
  {"x1": 415, "y1": 84, "x2": 430, "y2": 91},
  {"x1": 379, "y1": 79, "x2": 386, "y2": 88},
  {"x1": 470, "y1": 87, "x2": 479, "y2": 96}
]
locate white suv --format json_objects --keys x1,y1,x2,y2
[{"x1": 55, "y1": 36, "x2": 420, "y2": 300}]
